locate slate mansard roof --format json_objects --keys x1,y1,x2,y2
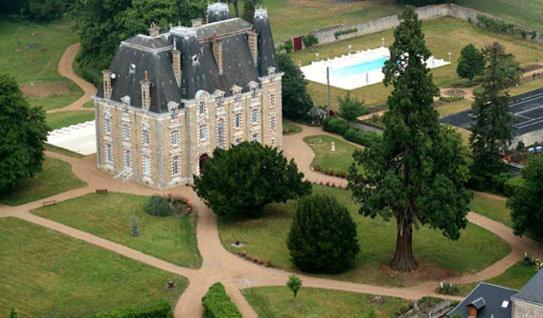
[
  {"x1": 512, "y1": 268, "x2": 543, "y2": 305},
  {"x1": 97, "y1": 10, "x2": 277, "y2": 113},
  {"x1": 448, "y1": 283, "x2": 517, "y2": 318}
]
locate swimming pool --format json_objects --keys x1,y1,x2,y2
[{"x1": 331, "y1": 56, "x2": 388, "y2": 77}]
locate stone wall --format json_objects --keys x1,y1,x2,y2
[
  {"x1": 512, "y1": 299, "x2": 543, "y2": 318},
  {"x1": 308, "y1": 4, "x2": 543, "y2": 46}
]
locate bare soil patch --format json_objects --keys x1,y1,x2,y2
[{"x1": 21, "y1": 81, "x2": 72, "y2": 98}]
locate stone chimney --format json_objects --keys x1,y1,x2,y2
[
  {"x1": 212, "y1": 33, "x2": 223, "y2": 74},
  {"x1": 149, "y1": 22, "x2": 160, "y2": 37},
  {"x1": 191, "y1": 18, "x2": 203, "y2": 27},
  {"x1": 207, "y1": 2, "x2": 230, "y2": 23},
  {"x1": 102, "y1": 69, "x2": 112, "y2": 99},
  {"x1": 172, "y1": 39, "x2": 182, "y2": 86},
  {"x1": 140, "y1": 71, "x2": 151, "y2": 111},
  {"x1": 248, "y1": 29, "x2": 258, "y2": 65}
]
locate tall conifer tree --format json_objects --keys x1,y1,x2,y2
[
  {"x1": 348, "y1": 7, "x2": 471, "y2": 271},
  {"x1": 470, "y1": 42, "x2": 520, "y2": 188}
]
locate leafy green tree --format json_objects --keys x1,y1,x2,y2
[
  {"x1": 72, "y1": 0, "x2": 205, "y2": 84},
  {"x1": 194, "y1": 142, "x2": 311, "y2": 217},
  {"x1": 0, "y1": 74, "x2": 48, "y2": 194},
  {"x1": 508, "y1": 156, "x2": 543, "y2": 238},
  {"x1": 338, "y1": 93, "x2": 367, "y2": 122},
  {"x1": 288, "y1": 194, "x2": 359, "y2": 273},
  {"x1": 277, "y1": 53, "x2": 314, "y2": 121},
  {"x1": 286, "y1": 274, "x2": 302, "y2": 298},
  {"x1": 469, "y1": 42, "x2": 521, "y2": 190},
  {"x1": 242, "y1": 0, "x2": 259, "y2": 24},
  {"x1": 456, "y1": 44, "x2": 485, "y2": 82},
  {"x1": 348, "y1": 7, "x2": 471, "y2": 272}
]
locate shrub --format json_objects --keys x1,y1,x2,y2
[
  {"x1": 202, "y1": 283, "x2": 242, "y2": 318},
  {"x1": 439, "y1": 95, "x2": 465, "y2": 103},
  {"x1": 322, "y1": 116, "x2": 350, "y2": 135},
  {"x1": 492, "y1": 172, "x2": 512, "y2": 194},
  {"x1": 437, "y1": 282, "x2": 460, "y2": 295},
  {"x1": 334, "y1": 27, "x2": 357, "y2": 39},
  {"x1": 288, "y1": 194, "x2": 359, "y2": 273},
  {"x1": 88, "y1": 300, "x2": 172, "y2": 318},
  {"x1": 338, "y1": 93, "x2": 368, "y2": 122},
  {"x1": 504, "y1": 176, "x2": 525, "y2": 196},
  {"x1": 302, "y1": 34, "x2": 318, "y2": 48},
  {"x1": 343, "y1": 128, "x2": 382, "y2": 147},
  {"x1": 144, "y1": 196, "x2": 174, "y2": 217}
]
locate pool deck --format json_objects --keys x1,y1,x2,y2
[{"x1": 300, "y1": 47, "x2": 449, "y2": 90}]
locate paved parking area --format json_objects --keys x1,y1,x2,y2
[{"x1": 441, "y1": 88, "x2": 543, "y2": 137}]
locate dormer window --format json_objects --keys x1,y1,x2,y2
[
  {"x1": 121, "y1": 95, "x2": 131, "y2": 106},
  {"x1": 216, "y1": 96, "x2": 224, "y2": 109}
]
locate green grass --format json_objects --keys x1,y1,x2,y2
[
  {"x1": 244, "y1": 287, "x2": 409, "y2": 318},
  {"x1": 457, "y1": 261, "x2": 538, "y2": 296},
  {"x1": 304, "y1": 135, "x2": 361, "y2": 175},
  {"x1": 0, "y1": 217, "x2": 187, "y2": 317},
  {"x1": 458, "y1": 0, "x2": 543, "y2": 34},
  {"x1": 0, "y1": 20, "x2": 78, "y2": 83},
  {"x1": 34, "y1": 192, "x2": 202, "y2": 268},
  {"x1": 437, "y1": 99, "x2": 473, "y2": 118},
  {"x1": 292, "y1": 17, "x2": 543, "y2": 109},
  {"x1": 236, "y1": 0, "x2": 402, "y2": 42},
  {"x1": 83, "y1": 100, "x2": 95, "y2": 108},
  {"x1": 0, "y1": 157, "x2": 86, "y2": 206},
  {"x1": 27, "y1": 81, "x2": 84, "y2": 111},
  {"x1": 470, "y1": 192, "x2": 512, "y2": 227},
  {"x1": 283, "y1": 120, "x2": 303, "y2": 135},
  {"x1": 219, "y1": 186, "x2": 510, "y2": 287},
  {"x1": 46, "y1": 110, "x2": 95, "y2": 130},
  {"x1": 44, "y1": 143, "x2": 86, "y2": 158}
]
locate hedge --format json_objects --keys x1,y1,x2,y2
[
  {"x1": 202, "y1": 283, "x2": 242, "y2": 318},
  {"x1": 323, "y1": 117, "x2": 382, "y2": 147},
  {"x1": 88, "y1": 300, "x2": 172, "y2": 318}
]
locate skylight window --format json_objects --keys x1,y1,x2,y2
[{"x1": 501, "y1": 300, "x2": 509, "y2": 308}]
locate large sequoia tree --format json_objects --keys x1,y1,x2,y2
[{"x1": 348, "y1": 7, "x2": 471, "y2": 271}]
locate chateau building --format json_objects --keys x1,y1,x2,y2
[{"x1": 94, "y1": 3, "x2": 283, "y2": 189}]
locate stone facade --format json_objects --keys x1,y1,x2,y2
[
  {"x1": 512, "y1": 299, "x2": 543, "y2": 318},
  {"x1": 94, "y1": 6, "x2": 282, "y2": 189}
]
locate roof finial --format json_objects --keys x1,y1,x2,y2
[{"x1": 144, "y1": 70, "x2": 149, "y2": 81}]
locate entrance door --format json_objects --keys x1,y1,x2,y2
[
  {"x1": 199, "y1": 154, "x2": 209, "y2": 176},
  {"x1": 293, "y1": 36, "x2": 303, "y2": 51}
]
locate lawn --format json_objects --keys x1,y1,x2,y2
[
  {"x1": 27, "y1": 81, "x2": 83, "y2": 111},
  {"x1": 47, "y1": 110, "x2": 95, "y2": 130},
  {"x1": 0, "y1": 20, "x2": 82, "y2": 111},
  {"x1": 34, "y1": 192, "x2": 202, "y2": 268},
  {"x1": 283, "y1": 120, "x2": 302, "y2": 135},
  {"x1": 458, "y1": 0, "x2": 543, "y2": 34},
  {"x1": 436, "y1": 99, "x2": 473, "y2": 118},
  {"x1": 292, "y1": 17, "x2": 543, "y2": 109},
  {"x1": 470, "y1": 192, "x2": 512, "y2": 228},
  {"x1": 457, "y1": 261, "x2": 538, "y2": 296},
  {"x1": 219, "y1": 185, "x2": 510, "y2": 287},
  {"x1": 244, "y1": 287, "x2": 409, "y2": 318},
  {"x1": 0, "y1": 157, "x2": 86, "y2": 206},
  {"x1": 235, "y1": 0, "x2": 403, "y2": 42},
  {"x1": 0, "y1": 217, "x2": 187, "y2": 317},
  {"x1": 304, "y1": 135, "x2": 361, "y2": 176}
]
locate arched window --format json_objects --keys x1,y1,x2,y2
[
  {"x1": 142, "y1": 125, "x2": 150, "y2": 146},
  {"x1": 217, "y1": 119, "x2": 225, "y2": 149},
  {"x1": 104, "y1": 112, "x2": 112, "y2": 135},
  {"x1": 142, "y1": 155, "x2": 151, "y2": 177},
  {"x1": 251, "y1": 108, "x2": 259, "y2": 124},
  {"x1": 124, "y1": 148, "x2": 131, "y2": 169},
  {"x1": 234, "y1": 113, "x2": 241, "y2": 129}
]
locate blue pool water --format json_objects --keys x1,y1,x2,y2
[{"x1": 331, "y1": 56, "x2": 388, "y2": 77}]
